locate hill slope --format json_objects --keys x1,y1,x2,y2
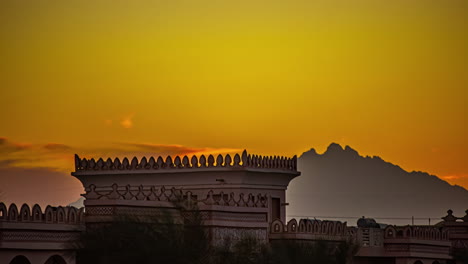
[{"x1": 286, "y1": 143, "x2": 468, "y2": 225}]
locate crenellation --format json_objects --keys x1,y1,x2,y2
[
  {"x1": 0, "y1": 202, "x2": 84, "y2": 225},
  {"x1": 73, "y1": 150, "x2": 298, "y2": 174}
]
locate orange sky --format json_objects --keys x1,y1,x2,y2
[{"x1": 0, "y1": 0, "x2": 467, "y2": 204}]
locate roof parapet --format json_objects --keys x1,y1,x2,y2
[{"x1": 73, "y1": 150, "x2": 298, "y2": 174}]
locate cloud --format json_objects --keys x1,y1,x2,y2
[
  {"x1": 43, "y1": 143, "x2": 72, "y2": 151},
  {"x1": 0, "y1": 137, "x2": 242, "y2": 171},
  {"x1": 118, "y1": 142, "x2": 242, "y2": 157},
  {"x1": 441, "y1": 174, "x2": 468, "y2": 180},
  {"x1": 120, "y1": 114, "x2": 134, "y2": 128}
]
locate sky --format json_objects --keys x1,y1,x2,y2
[{"x1": 0, "y1": 0, "x2": 467, "y2": 206}]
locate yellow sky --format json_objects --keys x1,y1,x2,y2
[{"x1": 1, "y1": 0, "x2": 467, "y2": 190}]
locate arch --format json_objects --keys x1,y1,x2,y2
[
  {"x1": 287, "y1": 219, "x2": 298, "y2": 232},
  {"x1": 0, "y1": 202, "x2": 7, "y2": 219},
  {"x1": 404, "y1": 227, "x2": 412, "y2": 238},
  {"x1": 20, "y1": 204, "x2": 31, "y2": 222},
  {"x1": 68, "y1": 207, "x2": 77, "y2": 224},
  {"x1": 298, "y1": 219, "x2": 307, "y2": 232},
  {"x1": 419, "y1": 229, "x2": 425, "y2": 239},
  {"x1": 45, "y1": 206, "x2": 56, "y2": 223},
  {"x1": 57, "y1": 206, "x2": 66, "y2": 223},
  {"x1": 321, "y1": 221, "x2": 328, "y2": 234},
  {"x1": 9, "y1": 255, "x2": 31, "y2": 264},
  {"x1": 441, "y1": 230, "x2": 448, "y2": 240},
  {"x1": 8, "y1": 203, "x2": 19, "y2": 221},
  {"x1": 328, "y1": 221, "x2": 336, "y2": 235},
  {"x1": 424, "y1": 229, "x2": 430, "y2": 240},
  {"x1": 271, "y1": 219, "x2": 283, "y2": 233},
  {"x1": 78, "y1": 208, "x2": 85, "y2": 223},
  {"x1": 385, "y1": 226, "x2": 397, "y2": 238},
  {"x1": 313, "y1": 221, "x2": 320, "y2": 233},
  {"x1": 32, "y1": 204, "x2": 42, "y2": 222},
  {"x1": 44, "y1": 255, "x2": 67, "y2": 264},
  {"x1": 306, "y1": 220, "x2": 313, "y2": 232},
  {"x1": 336, "y1": 223, "x2": 342, "y2": 235}
]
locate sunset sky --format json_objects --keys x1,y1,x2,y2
[{"x1": 0, "y1": 0, "x2": 467, "y2": 206}]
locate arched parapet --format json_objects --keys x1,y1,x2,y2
[
  {"x1": 32, "y1": 204, "x2": 42, "y2": 222},
  {"x1": 45, "y1": 205, "x2": 56, "y2": 223},
  {"x1": 384, "y1": 226, "x2": 397, "y2": 238},
  {"x1": 0, "y1": 202, "x2": 7, "y2": 220},
  {"x1": 271, "y1": 219, "x2": 285, "y2": 233},
  {"x1": 313, "y1": 221, "x2": 321, "y2": 234},
  {"x1": 73, "y1": 150, "x2": 299, "y2": 174},
  {"x1": 8, "y1": 203, "x2": 19, "y2": 221},
  {"x1": 19, "y1": 204, "x2": 31, "y2": 222},
  {"x1": 403, "y1": 226, "x2": 412, "y2": 238},
  {"x1": 441, "y1": 229, "x2": 449, "y2": 240},
  {"x1": 328, "y1": 221, "x2": 336, "y2": 235},
  {"x1": 298, "y1": 219, "x2": 308, "y2": 232},
  {"x1": 321, "y1": 221, "x2": 328, "y2": 234},
  {"x1": 385, "y1": 226, "x2": 447, "y2": 241},
  {"x1": 57, "y1": 206, "x2": 67, "y2": 223},
  {"x1": 78, "y1": 207, "x2": 85, "y2": 223},
  {"x1": 287, "y1": 219, "x2": 298, "y2": 233},
  {"x1": 306, "y1": 220, "x2": 313, "y2": 232},
  {"x1": 337, "y1": 222, "x2": 347, "y2": 235},
  {"x1": 68, "y1": 206, "x2": 78, "y2": 224}
]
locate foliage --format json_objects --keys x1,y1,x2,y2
[
  {"x1": 452, "y1": 248, "x2": 468, "y2": 264},
  {"x1": 74, "y1": 206, "x2": 357, "y2": 264},
  {"x1": 74, "y1": 207, "x2": 210, "y2": 264}
]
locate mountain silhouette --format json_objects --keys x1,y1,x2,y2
[{"x1": 286, "y1": 143, "x2": 468, "y2": 226}]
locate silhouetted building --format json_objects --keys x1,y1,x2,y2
[{"x1": 0, "y1": 150, "x2": 467, "y2": 264}]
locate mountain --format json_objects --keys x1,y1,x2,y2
[{"x1": 286, "y1": 143, "x2": 468, "y2": 226}]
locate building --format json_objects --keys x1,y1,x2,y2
[{"x1": 0, "y1": 150, "x2": 467, "y2": 264}]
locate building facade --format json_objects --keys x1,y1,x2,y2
[{"x1": 0, "y1": 150, "x2": 467, "y2": 264}]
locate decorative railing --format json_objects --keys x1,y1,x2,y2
[
  {"x1": 384, "y1": 225, "x2": 449, "y2": 241},
  {"x1": 442, "y1": 209, "x2": 468, "y2": 222},
  {"x1": 270, "y1": 218, "x2": 348, "y2": 237},
  {"x1": 74, "y1": 150, "x2": 297, "y2": 173},
  {"x1": 0, "y1": 203, "x2": 84, "y2": 224},
  {"x1": 84, "y1": 184, "x2": 268, "y2": 208}
]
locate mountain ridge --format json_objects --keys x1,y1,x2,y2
[
  {"x1": 287, "y1": 143, "x2": 468, "y2": 225},
  {"x1": 299, "y1": 143, "x2": 466, "y2": 191}
]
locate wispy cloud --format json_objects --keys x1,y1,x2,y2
[
  {"x1": 0, "y1": 137, "x2": 242, "y2": 171},
  {"x1": 120, "y1": 114, "x2": 134, "y2": 129}
]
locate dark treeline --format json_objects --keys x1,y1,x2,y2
[{"x1": 73, "y1": 207, "x2": 358, "y2": 264}]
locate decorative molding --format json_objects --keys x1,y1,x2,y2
[
  {"x1": 383, "y1": 225, "x2": 449, "y2": 241},
  {"x1": 270, "y1": 218, "x2": 348, "y2": 237},
  {"x1": 73, "y1": 150, "x2": 298, "y2": 174},
  {"x1": 83, "y1": 184, "x2": 269, "y2": 208},
  {"x1": 1, "y1": 230, "x2": 80, "y2": 242},
  {"x1": 442, "y1": 209, "x2": 468, "y2": 222}
]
